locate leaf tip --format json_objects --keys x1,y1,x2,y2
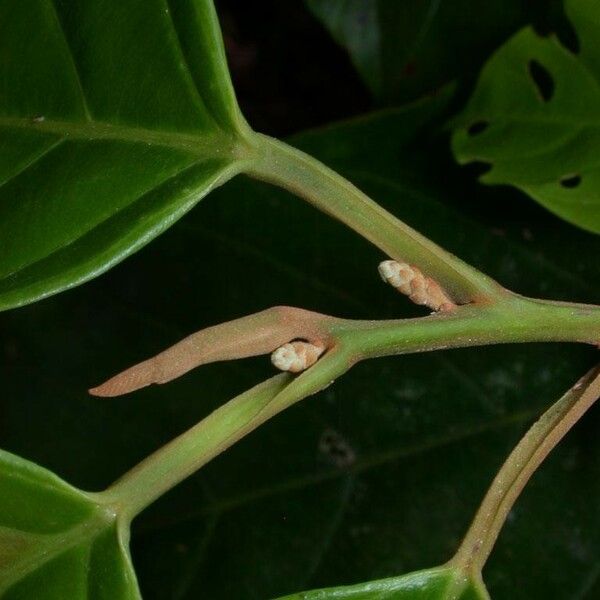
[{"x1": 88, "y1": 359, "x2": 158, "y2": 398}]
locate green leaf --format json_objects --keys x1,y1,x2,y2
[
  {"x1": 0, "y1": 449, "x2": 139, "y2": 598},
  {"x1": 276, "y1": 567, "x2": 489, "y2": 599},
  {"x1": 306, "y1": 0, "x2": 559, "y2": 103},
  {"x1": 2, "y1": 99, "x2": 598, "y2": 598},
  {"x1": 451, "y1": 0, "x2": 600, "y2": 234},
  {"x1": 0, "y1": 0, "x2": 251, "y2": 311},
  {"x1": 305, "y1": 0, "x2": 380, "y2": 97},
  {"x1": 0, "y1": 372, "x2": 303, "y2": 598}
]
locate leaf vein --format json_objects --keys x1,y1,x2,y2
[
  {"x1": 45, "y1": 0, "x2": 93, "y2": 121},
  {"x1": 161, "y1": 0, "x2": 212, "y2": 120},
  {"x1": 172, "y1": 513, "x2": 220, "y2": 600},
  {"x1": 301, "y1": 476, "x2": 355, "y2": 587},
  {"x1": 0, "y1": 137, "x2": 65, "y2": 191},
  {"x1": 0, "y1": 157, "x2": 212, "y2": 282}
]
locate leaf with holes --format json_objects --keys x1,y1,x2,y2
[
  {"x1": 0, "y1": 0, "x2": 253, "y2": 311},
  {"x1": 276, "y1": 567, "x2": 489, "y2": 599},
  {"x1": 0, "y1": 449, "x2": 139, "y2": 599},
  {"x1": 451, "y1": 0, "x2": 600, "y2": 234}
]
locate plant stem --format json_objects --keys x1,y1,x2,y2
[
  {"x1": 334, "y1": 296, "x2": 600, "y2": 360},
  {"x1": 246, "y1": 134, "x2": 503, "y2": 305},
  {"x1": 95, "y1": 293, "x2": 599, "y2": 520},
  {"x1": 96, "y1": 348, "x2": 352, "y2": 521},
  {"x1": 450, "y1": 366, "x2": 600, "y2": 576},
  {"x1": 97, "y1": 375, "x2": 290, "y2": 520}
]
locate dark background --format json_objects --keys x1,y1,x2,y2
[{"x1": 3, "y1": 1, "x2": 600, "y2": 599}]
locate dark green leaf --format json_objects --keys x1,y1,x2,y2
[
  {"x1": 451, "y1": 0, "x2": 600, "y2": 234},
  {"x1": 0, "y1": 449, "x2": 139, "y2": 598},
  {"x1": 276, "y1": 567, "x2": 489, "y2": 599},
  {"x1": 1, "y1": 100, "x2": 598, "y2": 599},
  {"x1": 305, "y1": 0, "x2": 560, "y2": 103},
  {"x1": 0, "y1": 0, "x2": 250, "y2": 311}
]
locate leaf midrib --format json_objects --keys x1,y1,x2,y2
[{"x1": 0, "y1": 116, "x2": 247, "y2": 159}]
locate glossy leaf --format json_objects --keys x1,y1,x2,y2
[
  {"x1": 451, "y1": 0, "x2": 600, "y2": 234},
  {"x1": 2, "y1": 99, "x2": 598, "y2": 599},
  {"x1": 0, "y1": 0, "x2": 251, "y2": 311},
  {"x1": 277, "y1": 567, "x2": 489, "y2": 599},
  {"x1": 305, "y1": 0, "x2": 558, "y2": 103},
  {"x1": 0, "y1": 449, "x2": 139, "y2": 598}
]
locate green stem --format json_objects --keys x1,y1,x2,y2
[
  {"x1": 98, "y1": 375, "x2": 289, "y2": 519},
  {"x1": 246, "y1": 134, "x2": 503, "y2": 305},
  {"x1": 96, "y1": 347, "x2": 352, "y2": 521},
  {"x1": 94, "y1": 295, "x2": 600, "y2": 520},
  {"x1": 97, "y1": 375, "x2": 290, "y2": 520},
  {"x1": 451, "y1": 366, "x2": 600, "y2": 576},
  {"x1": 334, "y1": 296, "x2": 600, "y2": 360}
]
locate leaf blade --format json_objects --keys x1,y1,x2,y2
[
  {"x1": 451, "y1": 0, "x2": 600, "y2": 234},
  {"x1": 276, "y1": 567, "x2": 489, "y2": 599},
  {"x1": 0, "y1": 449, "x2": 140, "y2": 599},
  {"x1": 0, "y1": 0, "x2": 251, "y2": 311}
]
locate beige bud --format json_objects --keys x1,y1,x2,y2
[
  {"x1": 378, "y1": 260, "x2": 456, "y2": 312},
  {"x1": 271, "y1": 341, "x2": 325, "y2": 373}
]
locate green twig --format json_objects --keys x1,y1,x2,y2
[
  {"x1": 96, "y1": 348, "x2": 352, "y2": 521},
  {"x1": 91, "y1": 129, "x2": 600, "y2": 529},
  {"x1": 450, "y1": 366, "x2": 600, "y2": 576},
  {"x1": 93, "y1": 295, "x2": 600, "y2": 522},
  {"x1": 334, "y1": 297, "x2": 600, "y2": 360},
  {"x1": 246, "y1": 134, "x2": 504, "y2": 305}
]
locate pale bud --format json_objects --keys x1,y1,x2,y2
[
  {"x1": 271, "y1": 341, "x2": 325, "y2": 373},
  {"x1": 378, "y1": 260, "x2": 456, "y2": 312}
]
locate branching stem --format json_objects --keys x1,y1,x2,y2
[
  {"x1": 247, "y1": 134, "x2": 504, "y2": 305},
  {"x1": 335, "y1": 296, "x2": 600, "y2": 360},
  {"x1": 450, "y1": 366, "x2": 600, "y2": 576},
  {"x1": 92, "y1": 131, "x2": 600, "y2": 548},
  {"x1": 94, "y1": 297, "x2": 600, "y2": 522},
  {"x1": 96, "y1": 348, "x2": 353, "y2": 521}
]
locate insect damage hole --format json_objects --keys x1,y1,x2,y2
[
  {"x1": 560, "y1": 174, "x2": 581, "y2": 189},
  {"x1": 467, "y1": 120, "x2": 489, "y2": 136},
  {"x1": 528, "y1": 60, "x2": 554, "y2": 102},
  {"x1": 467, "y1": 161, "x2": 492, "y2": 179}
]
